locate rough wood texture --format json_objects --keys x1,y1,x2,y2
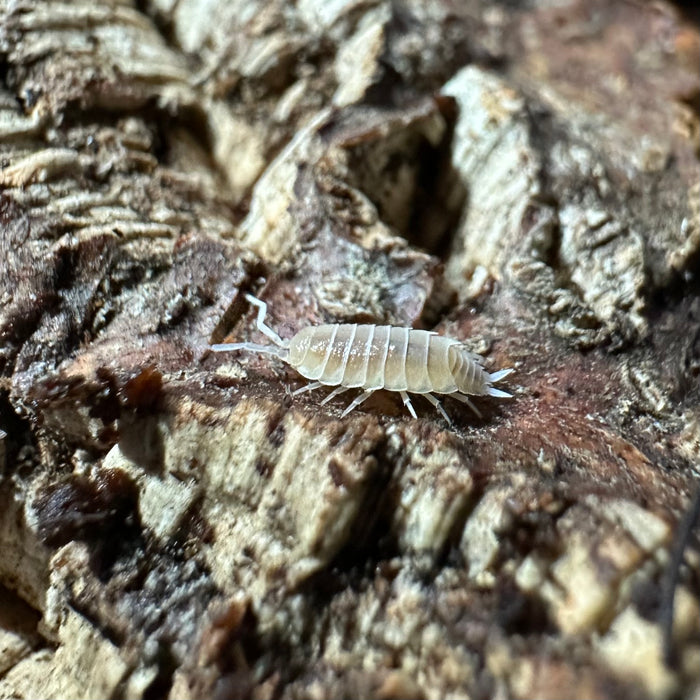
[{"x1": 1, "y1": 1, "x2": 699, "y2": 698}]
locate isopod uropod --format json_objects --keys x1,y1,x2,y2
[{"x1": 211, "y1": 293, "x2": 513, "y2": 424}]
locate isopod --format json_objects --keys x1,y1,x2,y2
[{"x1": 211, "y1": 293, "x2": 513, "y2": 424}]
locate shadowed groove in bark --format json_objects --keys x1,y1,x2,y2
[{"x1": 661, "y1": 484, "x2": 700, "y2": 668}]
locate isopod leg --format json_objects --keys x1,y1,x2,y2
[
  {"x1": 399, "y1": 391, "x2": 418, "y2": 420},
  {"x1": 244, "y1": 293, "x2": 288, "y2": 348},
  {"x1": 320, "y1": 385, "x2": 352, "y2": 406},
  {"x1": 423, "y1": 393, "x2": 453, "y2": 427},
  {"x1": 292, "y1": 380, "x2": 323, "y2": 396},
  {"x1": 340, "y1": 389, "x2": 375, "y2": 418},
  {"x1": 450, "y1": 392, "x2": 483, "y2": 419}
]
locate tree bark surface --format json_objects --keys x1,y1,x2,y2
[{"x1": 0, "y1": 1, "x2": 699, "y2": 698}]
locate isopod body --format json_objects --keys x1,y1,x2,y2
[
  {"x1": 211, "y1": 294, "x2": 513, "y2": 424},
  {"x1": 290, "y1": 325, "x2": 497, "y2": 395}
]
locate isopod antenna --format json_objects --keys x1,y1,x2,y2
[{"x1": 211, "y1": 293, "x2": 290, "y2": 360}]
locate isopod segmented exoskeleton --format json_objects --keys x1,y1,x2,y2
[{"x1": 211, "y1": 294, "x2": 513, "y2": 424}]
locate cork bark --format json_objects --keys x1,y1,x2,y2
[{"x1": 1, "y1": 1, "x2": 699, "y2": 698}]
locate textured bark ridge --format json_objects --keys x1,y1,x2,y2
[{"x1": 1, "y1": 1, "x2": 699, "y2": 698}]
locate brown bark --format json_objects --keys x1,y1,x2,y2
[{"x1": 0, "y1": 1, "x2": 699, "y2": 698}]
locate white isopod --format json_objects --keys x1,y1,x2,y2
[{"x1": 211, "y1": 293, "x2": 513, "y2": 424}]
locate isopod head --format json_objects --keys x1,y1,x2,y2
[{"x1": 287, "y1": 327, "x2": 315, "y2": 368}]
